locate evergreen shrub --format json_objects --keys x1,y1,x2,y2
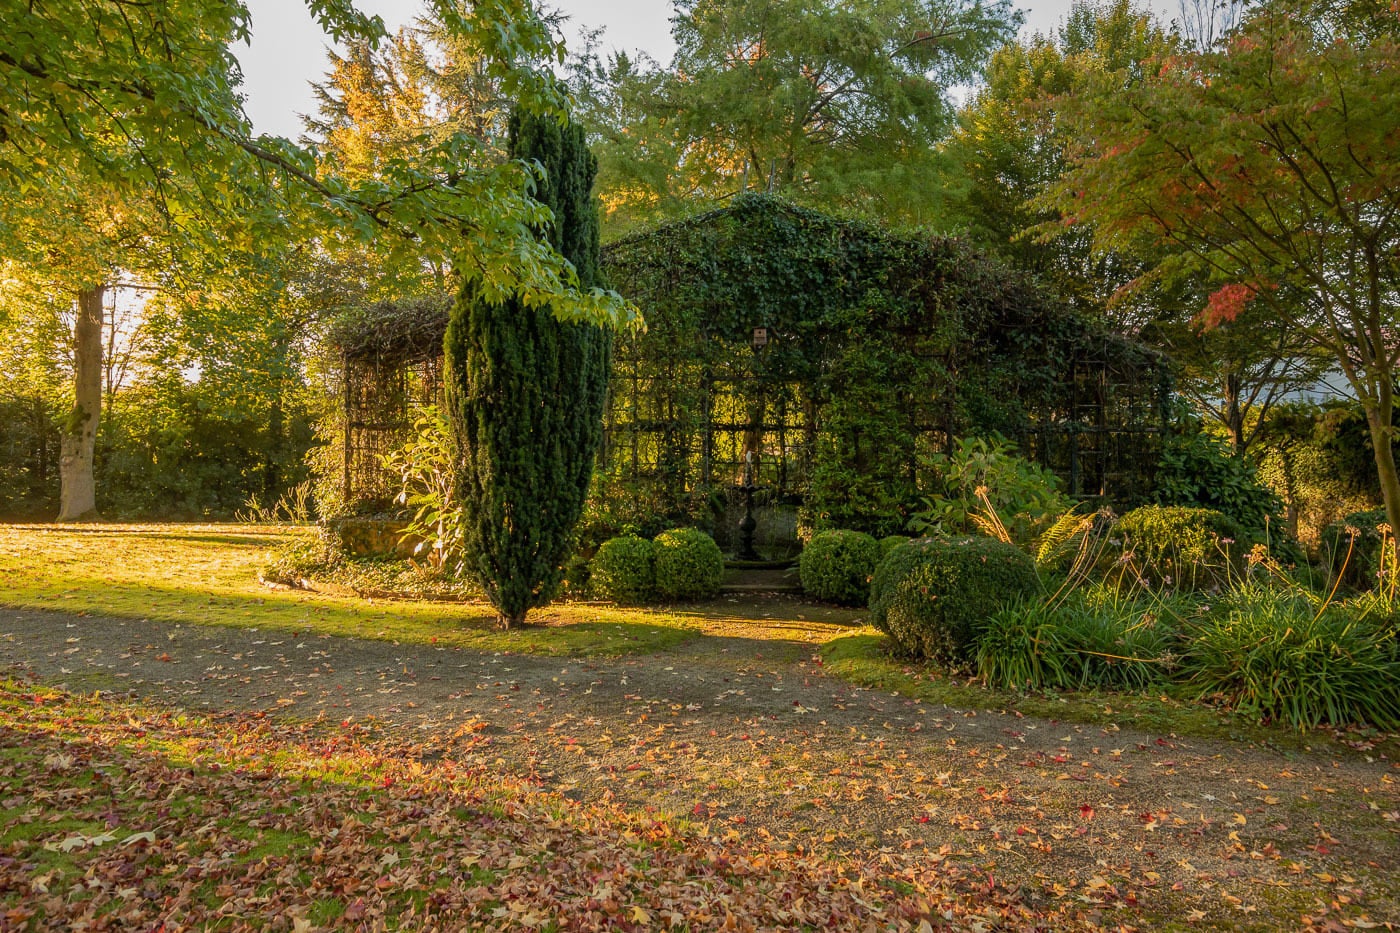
[
  {"x1": 799, "y1": 530, "x2": 880, "y2": 606},
  {"x1": 1153, "y1": 430, "x2": 1282, "y2": 533},
  {"x1": 869, "y1": 536, "x2": 1039, "y2": 662},
  {"x1": 653, "y1": 528, "x2": 725, "y2": 601},
  {"x1": 1115, "y1": 505, "x2": 1244, "y2": 587},
  {"x1": 444, "y1": 109, "x2": 612, "y2": 627},
  {"x1": 589, "y1": 535, "x2": 657, "y2": 603},
  {"x1": 879, "y1": 535, "x2": 911, "y2": 557}
]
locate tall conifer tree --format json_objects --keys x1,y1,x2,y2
[{"x1": 444, "y1": 111, "x2": 612, "y2": 628}]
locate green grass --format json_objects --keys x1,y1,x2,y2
[{"x1": 0, "y1": 523, "x2": 702, "y2": 656}]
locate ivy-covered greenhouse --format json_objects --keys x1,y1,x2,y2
[{"x1": 324, "y1": 196, "x2": 1171, "y2": 550}]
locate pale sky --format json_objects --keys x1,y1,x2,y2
[{"x1": 236, "y1": 0, "x2": 1173, "y2": 139}]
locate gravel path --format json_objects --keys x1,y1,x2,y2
[{"x1": 4, "y1": 606, "x2": 1398, "y2": 924}]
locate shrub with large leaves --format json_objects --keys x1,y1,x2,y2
[
  {"x1": 908, "y1": 434, "x2": 1069, "y2": 545},
  {"x1": 381, "y1": 406, "x2": 462, "y2": 573},
  {"x1": 1153, "y1": 431, "x2": 1283, "y2": 536}
]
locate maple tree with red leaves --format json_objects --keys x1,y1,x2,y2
[{"x1": 1042, "y1": 0, "x2": 1400, "y2": 551}]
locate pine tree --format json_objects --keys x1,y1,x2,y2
[{"x1": 444, "y1": 110, "x2": 612, "y2": 628}]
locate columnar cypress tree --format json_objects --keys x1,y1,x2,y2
[{"x1": 444, "y1": 110, "x2": 612, "y2": 628}]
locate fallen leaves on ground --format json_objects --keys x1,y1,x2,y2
[{"x1": 0, "y1": 681, "x2": 1134, "y2": 932}]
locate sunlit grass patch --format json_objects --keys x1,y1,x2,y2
[{"x1": 0, "y1": 523, "x2": 709, "y2": 656}]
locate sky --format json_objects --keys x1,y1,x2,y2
[
  {"x1": 236, "y1": 0, "x2": 1176, "y2": 139},
  {"x1": 237, "y1": 0, "x2": 680, "y2": 138}
]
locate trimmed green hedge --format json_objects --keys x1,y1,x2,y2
[
  {"x1": 589, "y1": 535, "x2": 656, "y2": 603},
  {"x1": 799, "y1": 530, "x2": 880, "y2": 606},
  {"x1": 653, "y1": 528, "x2": 725, "y2": 601},
  {"x1": 869, "y1": 536, "x2": 1039, "y2": 662}
]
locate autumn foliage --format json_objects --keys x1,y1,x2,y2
[{"x1": 1, "y1": 682, "x2": 1077, "y2": 930}]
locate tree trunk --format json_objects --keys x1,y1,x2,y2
[
  {"x1": 1224, "y1": 371, "x2": 1245, "y2": 452},
  {"x1": 1364, "y1": 393, "x2": 1400, "y2": 575},
  {"x1": 58, "y1": 284, "x2": 105, "y2": 521}
]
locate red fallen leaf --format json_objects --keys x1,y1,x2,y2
[
  {"x1": 1080, "y1": 805, "x2": 1096, "y2": 820},
  {"x1": 156, "y1": 653, "x2": 173, "y2": 662},
  {"x1": 915, "y1": 815, "x2": 930, "y2": 824}
]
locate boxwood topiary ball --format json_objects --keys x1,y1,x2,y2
[
  {"x1": 589, "y1": 535, "x2": 657, "y2": 603},
  {"x1": 653, "y1": 528, "x2": 725, "y2": 601},
  {"x1": 799, "y1": 530, "x2": 880, "y2": 606},
  {"x1": 869, "y1": 536, "x2": 1039, "y2": 662}
]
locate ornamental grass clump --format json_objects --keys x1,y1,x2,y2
[
  {"x1": 653, "y1": 528, "x2": 725, "y2": 601},
  {"x1": 976, "y1": 588, "x2": 1178, "y2": 692},
  {"x1": 1054, "y1": 591, "x2": 1178, "y2": 691},
  {"x1": 589, "y1": 535, "x2": 656, "y2": 604},
  {"x1": 799, "y1": 530, "x2": 880, "y2": 606},
  {"x1": 869, "y1": 536, "x2": 1039, "y2": 663},
  {"x1": 976, "y1": 597, "x2": 1072, "y2": 691},
  {"x1": 1184, "y1": 584, "x2": 1400, "y2": 730}
]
